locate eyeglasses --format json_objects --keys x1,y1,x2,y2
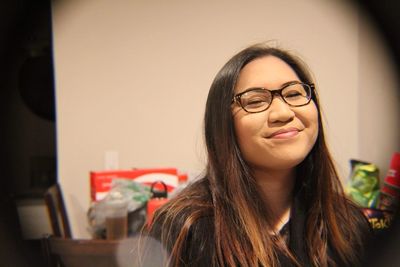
[{"x1": 232, "y1": 81, "x2": 314, "y2": 113}]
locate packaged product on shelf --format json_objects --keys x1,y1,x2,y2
[
  {"x1": 345, "y1": 159, "x2": 380, "y2": 208},
  {"x1": 378, "y1": 152, "x2": 400, "y2": 212}
]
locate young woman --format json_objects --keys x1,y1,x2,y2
[{"x1": 145, "y1": 43, "x2": 372, "y2": 267}]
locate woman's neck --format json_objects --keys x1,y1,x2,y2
[{"x1": 253, "y1": 168, "x2": 296, "y2": 232}]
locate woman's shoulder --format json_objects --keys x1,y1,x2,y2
[
  {"x1": 163, "y1": 177, "x2": 214, "y2": 215},
  {"x1": 149, "y1": 177, "x2": 214, "y2": 239},
  {"x1": 147, "y1": 178, "x2": 215, "y2": 265}
]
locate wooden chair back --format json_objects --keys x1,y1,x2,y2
[
  {"x1": 44, "y1": 183, "x2": 72, "y2": 238},
  {"x1": 41, "y1": 235, "x2": 143, "y2": 267}
]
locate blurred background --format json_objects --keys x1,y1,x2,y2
[{"x1": 1, "y1": 0, "x2": 399, "y2": 265}]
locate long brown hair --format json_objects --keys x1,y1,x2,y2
[{"x1": 148, "y1": 43, "x2": 367, "y2": 266}]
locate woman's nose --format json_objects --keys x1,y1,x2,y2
[{"x1": 267, "y1": 97, "x2": 295, "y2": 123}]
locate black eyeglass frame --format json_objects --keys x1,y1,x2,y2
[{"x1": 232, "y1": 81, "x2": 315, "y2": 113}]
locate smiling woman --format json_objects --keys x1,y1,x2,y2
[{"x1": 144, "y1": 43, "x2": 373, "y2": 267}]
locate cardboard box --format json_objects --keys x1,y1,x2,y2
[{"x1": 90, "y1": 168, "x2": 178, "y2": 201}]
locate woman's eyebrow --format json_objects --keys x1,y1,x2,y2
[
  {"x1": 280, "y1": 80, "x2": 300, "y2": 87},
  {"x1": 243, "y1": 80, "x2": 301, "y2": 91}
]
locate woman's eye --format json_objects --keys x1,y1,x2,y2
[
  {"x1": 285, "y1": 91, "x2": 302, "y2": 98},
  {"x1": 246, "y1": 98, "x2": 266, "y2": 107}
]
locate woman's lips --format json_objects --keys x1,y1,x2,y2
[{"x1": 268, "y1": 128, "x2": 300, "y2": 139}]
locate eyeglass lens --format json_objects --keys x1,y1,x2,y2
[{"x1": 239, "y1": 83, "x2": 311, "y2": 113}]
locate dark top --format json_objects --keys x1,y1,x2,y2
[{"x1": 148, "y1": 178, "x2": 373, "y2": 267}]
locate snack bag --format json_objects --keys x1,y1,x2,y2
[{"x1": 345, "y1": 159, "x2": 380, "y2": 208}]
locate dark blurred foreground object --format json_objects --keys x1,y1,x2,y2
[
  {"x1": 356, "y1": 0, "x2": 400, "y2": 68},
  {"x1": 0, "y1": 0, "x2": 56, "y2": 265},
  {"x1": 18, "y1": 50, "x2": 55, "y2": 121}
]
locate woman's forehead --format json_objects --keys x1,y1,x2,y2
[{"x1": 235, "y1": 56, "x2": 299, "y2": 93}]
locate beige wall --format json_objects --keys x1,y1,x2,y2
[
  {"x1": 52, "y1": 0, "x2": 399, "y2": 238},
  {"x1": 358, "y1": 18, "x2": 400, "y2": 175}
]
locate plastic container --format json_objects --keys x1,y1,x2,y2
[{"x1": 105, "y1": 191, "x2": 128, "y2": 240}]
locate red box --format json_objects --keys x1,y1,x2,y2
[
  {"x1": 90, "y1": 168, "x2": 179, "y2": 201},
  {"x1": 384, "y1": 175, "x2": 400, "y2": 188}
]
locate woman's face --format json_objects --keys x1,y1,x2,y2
[{"x1": 233, "y1": 56, "x2": 319, "y2": 172}]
